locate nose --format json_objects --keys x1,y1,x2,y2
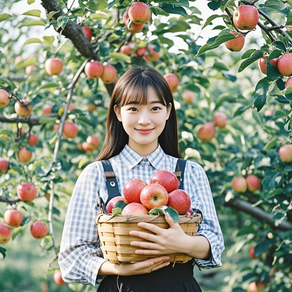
[{"x1": 138, "y1": 110, "x2": 151, "y2": 125}]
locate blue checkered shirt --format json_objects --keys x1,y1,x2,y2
[{"x1": 58, "y1": 144, "x2": 224, "y2": 286}]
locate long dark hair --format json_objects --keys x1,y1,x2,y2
[{"x1": 96, "y1": 66, "x2": 181, "y2": 160}]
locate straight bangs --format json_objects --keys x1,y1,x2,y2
[{"x1": 117, "y1": 73, "x2": 169, "y2": 107}]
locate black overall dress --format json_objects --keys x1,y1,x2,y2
[{"x1": 97, "y1": 159, "x2": 202, "y2": 292}]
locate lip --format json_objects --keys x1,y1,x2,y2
[{"x1": 135, "y1": 128, "x2": 154, "y2": 134}]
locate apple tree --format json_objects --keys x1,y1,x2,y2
[{"x1": 0, "y1": 0, "x2": 291, "y2": 291}]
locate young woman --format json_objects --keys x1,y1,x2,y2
[{"x1": 59, "y1": 66, "x2": 224, "y2": 291}]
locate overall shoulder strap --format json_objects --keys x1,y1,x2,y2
[
  {"x1": 100, "y1": 160, "x2": 121, "y2": 205},
  {"x1": 174, "y1": 158, "x2": 187, "y2": 190}
]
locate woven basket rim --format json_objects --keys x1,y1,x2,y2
[{"x1": 96, "y1": 212, "x2": 202, "y2": 224}]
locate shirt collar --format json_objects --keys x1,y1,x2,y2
[{"x1": 119, "y1": 144, "x2": 166, "y2": 170}]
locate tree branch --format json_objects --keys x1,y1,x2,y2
[
  {"x1": 0, "y1": 114, "x2": 60, "y2": 126},
  {"x1": 225, "y1": 198, "x2": 292, "y2": 231},
  {"x1": 48, "y1": 59, "x2": 88, "y2": 257},
  {"x1": 0, "y1": 196, "x2": 21, "y2": 204},
  {"x1": 241, "y1": 0, "x2": 292, "y2": 44},
  {"x1": 40, "y1": 0, "x2": 96, "y2": 59}
]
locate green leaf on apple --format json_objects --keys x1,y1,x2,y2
[
  {"x1": 149, "y1": 206, "x2": 179, "y2": 223},
  {"x1": 115, "y1": 200, "x2": 127, "y2": 210},
  {"x1": 112, "y1": 207, "x2": 122, "y2": 215}
]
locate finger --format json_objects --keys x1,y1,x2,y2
[
  {"x1": 136, "y1": 222, "x2": 163, "y2": 234},
  {"x1": 136, "y1": 256, "x2": 170, "y2": 268},
  {"x1": 164, "y1": 212, "x2": 177, "y2": 228},
  {"x1": 135, "y1": 248, "x2": 162, "y2": 255},
  {"x1": 131, "y1": 239, "x2": 160, "y2": 249},
  {"x1": 129, "y1": 230, "x2": 159, "y2": 242},
  {"x1": 151, "y1": 260, "x2": 170, "y2": 272}
]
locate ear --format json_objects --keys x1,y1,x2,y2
[
  {"x1": 114, "y1": 105, "x2": 122, "y2": 122},
  {"x1": 166, "y1": 103, "x2": 172, "y2": 120}
]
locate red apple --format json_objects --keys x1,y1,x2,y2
[
  {"x1": 86, "y1": 135, "x2": 100, "y2": 150},
  {"x1": 128, "y1": 2, "x2": 151, "y2": 25},
  {"x1": 278, "y1": 53, "x2": 292, "y2": 76},
  {"x1": 82, "y1": 142, "x2": 92, "y2": 152},
  {"x1": 258, "y1": 56, "x2": 278, "y2": 74},
  {"x1": 246, "y1": 175, "x2": 261, "y2": 192},
  {"x1": 28, "y1": 133, "x2": 38, "y2": 146},
  {"x1": 0, "y1": 157, "x2": 8, "y2": 174},
  {"x1": 0, "y1": 224, "x2": 11, "y2": 244},
  {"x1": 53, "y1": 124, "x2": 60, "y2": 131},
  {"x1": 185, "y1": 209, "x2": 194, "y2": 215},
  {"x1": 140, "y1": 183, "x2": 169, "y2": 210},
  {"x1": 25, "y1": 65, "x2": 36, "y2": 75},
  {"x1": 167, "y1": 189, "x2": 191, "y2": 215},
  {"x1": 285, "y1": 77, "x2": 292, "y2": 88},
  {"x1": 249, "y1": 246, "x2": 259, "y2": 259},
  {"x1": 106, "y1": 196, "x2": 129, "y2": 214},
  {"x1": 17, "y1": 183, "x2": 37, "y2": 201},
  {"x1": 54, "y1": 271, "x2": 66, "y2": 286},
  {"x1": 150, "y1": 170, "x2": 179, "y2": 193},
  {"x1": 135, "y1": 47, "x2": 147, "y2": 56},
  {"x1": 87, "y1": 104, "x2": 96, "y2": 112},
  {"x1": 144, "y1": 46, "x2": 161, "y2": 62},
  {"x1": 182, "y1": 90, "x2": 194, "y2": 104},
  {"x1": 164, "y1": 73, "x2": 180, "y2": 93},
  {"x1": 4, "y1": 209, "x2": 23, "y2": 227},
  {"x1": 224, "y1": 31, "x2": 245, "y2": 52},
  {"x1": 197, "y1": 122, "x2": 216, "y2": 142},
  {"x1": 14, "y1": 99, "x2": 33, "y2": 117},
  {"x1": 0, "y1": 89, "x2": 9, "y2": 108},
  {"x1": 101, "y1": 65, "x2": 117, "y2": 84},
  {"x1": 231, "y1": 176, "x2": 247, "y2": 193},
  {"x1": 123, "y1": 11, "x2": 144, "y2": 34},
  {"x1": 19, "y1": 127, "x2": 26, "y2": 136},
  {"x1": 120, "y1": 45, "x2": 132, "y2": 55},
  {"x1": 233, "y1": 5, "x2": 259, "y2": 30},
  {"x1": 121, "y1": 202, "x2": 149, "y2": 215},
  {"x1": 43, "y1": 104, "x2": 53, "y2": 115},
  {"x1": 62, "y1": 121, "x2": 78, "y2": 138},
  {"x1": 279, "y1": 144, "x2": 292, "y2": 162},
  {"x1": 84, "y1": 61, "x2": 103, "y2": 79},
  {"x1": 82, "y1": 26, "x2": 92, "y2": 41},
  {"x1": 123, "y1": 178, "x2": 147, "y2": 203},
  {"x1": 247, "y1": 281, "x2": 265, "y2": 292},
  {"x1": 265, "y1": 109, "x2": 274, "y2": 116},
  {"x1": 14, "y1": 55, "x2": 23, "y2": 65},
  {"x1": 18, "y1": 147, "x2": 33, "y2": 163},
  {"x1": 213, "y1": 112, "x2": 227, "y2": 128},
  {"x1": 45, "y1": 58, "x2": 63, "y2": 75},
  {"x1": 30, "y1": 221, "x2": 48, "y2": 239}
]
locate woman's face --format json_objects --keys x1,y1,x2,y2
[{"x1": 114, "y1": 86, "x2": 172, "y2": 156}]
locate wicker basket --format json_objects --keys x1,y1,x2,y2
[{"x1": 96, "y1": 211, "x2": 202, "y2": 264}]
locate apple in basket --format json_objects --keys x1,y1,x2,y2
[
  {"x1": 123, "y1": 178, "x2": 147, "y2": 203},
  {"x1": 140, "y1": 183, "x2": 169, "y2": 210},
  {"x1": 150, "y1": 170, "x2": 179, "y2": 193},
  {"x1": 167, "y1": 189, "x2": 191, "y2": 215},
  {"x1": 121, "y1": 202, "x2": 149, "y2": 215},
  {"x1": 106, "y1": 196, "x2": 129, "y2": 214}
]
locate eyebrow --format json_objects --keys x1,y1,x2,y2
[{"x1": 126, "y1": 100, "x2": 163, "y2": 105}]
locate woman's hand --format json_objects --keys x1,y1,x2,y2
[
  {"x1": 129, "y1": 212, "x2": 188, "y2": 256},
  {"x1": 129, "y1": 212, "x2": 211, "y2": 260},
  {"x1": 99, "y1": 256, "x2": 170, "y2": 276}
]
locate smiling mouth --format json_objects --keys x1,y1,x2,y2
[{"x1": 136, "y1": 128, "x2": 154, "y2": 134}]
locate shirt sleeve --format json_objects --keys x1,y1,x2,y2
[
  {"x1": 58, "y1": 162, "x2": 107, "y2": 286},
  {"x1": 186, "y1": 161, "x2": 225, "y2": 268}
]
